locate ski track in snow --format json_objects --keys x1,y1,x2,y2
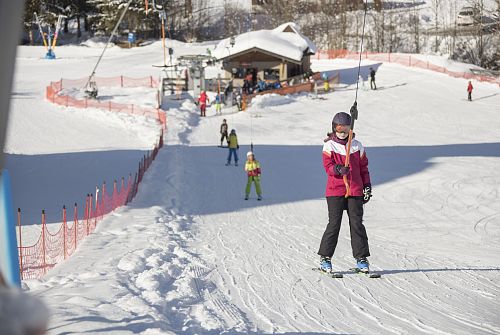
[{"x1": 13, "y1": 43, "x2": 500, "y2": 334}]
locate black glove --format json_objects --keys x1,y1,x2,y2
[
  {"x1": 334, "y1": 164, "x2": 350, "y2": 176},
  {"x1": 237, "y1": 145, "x2": 240, "y2": 149},
  {"x1": 363, "y1": 185, "x2": 372, "y2": 204}
]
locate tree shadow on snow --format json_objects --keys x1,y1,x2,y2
[
  {"x1": 321, "y1": 63, "x2": 382, "y2": 85},
  {"x1": 7, "y1": 142, "x2": 500, "y2": 224},
  {"x1": 129, "y1": 142, "x2": 500, "y2": 217},
  {"x1": 5, "y1": 149, "x2": 148, "y2": 225}
]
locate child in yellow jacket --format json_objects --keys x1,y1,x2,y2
[{"x1": 245, "y1": 151, "x2": 262, "y2": 200}]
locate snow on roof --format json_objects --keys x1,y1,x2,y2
[{"x1": 212, "y1": 22, "x2": 316, "y2": 63}]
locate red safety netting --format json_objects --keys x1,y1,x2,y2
[
  {"x1": 46, "y1": 75, "x2": 166, "y2": 129},
  {"x1": 17, "y1": 133, "x2": 164, "y2": 280},
  {"x1": 316, "y1": 49, "x2": 500, "y2": 87}
]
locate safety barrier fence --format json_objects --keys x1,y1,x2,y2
[
  {"x1": 316, "y1": 49, "x2": 500, "y2": 87},
  {"x1": 243, "y1": 82, "x2": 314, "y2": 109},
  {"x1": 17, "y1": 132, "x2": 164, "y2": 280},
  {"x1": 46, "y1": 75, "x2": 167, "y2": 129}
]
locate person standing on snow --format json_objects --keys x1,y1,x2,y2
[
  {"x1": 220, "y1": 119, "x2": 229, "y2": 147},
  {"x1": 215, "y1": 93, "x2": 222, "y2": 115},
  {"x1": 198, "y1": 90, "x2": 209, "y2": 117},
  {"x1": 226, "y1": 129, "x2": 239, "y2": 166},
  {"x1": 244, "y1": 151, "x2": 262, "y2": 201},
  {"x1": 318, "y1": 112, "x2": 373, "y2": 274},
  {"x1": 369, "y1": 67, "x2": 377, "y2": 90},
  {"x1": 467, "y1": 81, "x2": 473, "y2": 101}
]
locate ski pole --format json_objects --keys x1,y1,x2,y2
[
  {"x1": 52, "y1": 15, "x2": 62, "y2": 50},
  {"x1": 343, "y1": 102, "x2": 358, "y2": 198},
  {"x1": 34, "y1": 12, "x2": 48, "y2": 50}
]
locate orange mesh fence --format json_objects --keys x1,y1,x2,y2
[
  {"x1": 317, "y1": 49, "x2": 500, "y2": 87},
  {"x1": 18, "y1": 133, "x2": 164, "y2": 280},
  {"x1": 46, "y1": 75, "x2": 166, "y2": 129}
]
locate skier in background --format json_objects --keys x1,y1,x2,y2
[
  {"x1": 215, "y1": 93, "x2": 222, "y2": 115},
  {"x1": 226, "y1": 129, "x2": 239, "y2": 166},
  {"x1": 369, "y1": 67, "x2": 377, "y2": 90},
  {"x1": 244, "y1": 151, "x2": 262, "y2": 201},
  {"x1": 318, "y1": 112, "x2": 373, "y2": 274},
  {"x1": 220, "y1": 119, "x2": 229, "y2": 147},
  {"x1": 467, "y1": 81, "x2": 473, "y2": 101},
  {"x1": 198, "y1": 90, "x2": 209, "y2": 117}
]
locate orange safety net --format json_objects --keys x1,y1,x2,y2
[
  {"x1": 45, "y1": 75, "x2": 166, "y2": 129},
  {"x1": 316, "y1": 49, "x2": 500, "y2": 87},
  {"x1": 18, "y1": 133, "x2": 164, "y2": 280}
]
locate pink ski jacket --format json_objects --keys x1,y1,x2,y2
[{"x1": 322, "y1": 136, "x2": 371, "y2": 197}]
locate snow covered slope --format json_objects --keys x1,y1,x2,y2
[{"x1": 10, "y1": 43, "x2": 500, "y2": 334}]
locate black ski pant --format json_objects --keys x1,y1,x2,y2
[
  {"x1": 468, "y1": 92, "x2": 472, "y2": 101},
  {"x1": 370, "y1": 78, "x2": 376, "y2": 90},
  {"x1": 220, "y1": 132, "x2": 229, "y2": 146},
  {"x1": 318, "y1": 196, "x2": 370, "y2": 260}
]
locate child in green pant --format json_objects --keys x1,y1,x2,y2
[{"x1": 245, "y1": 151, "x2": 262, "y2": 200}]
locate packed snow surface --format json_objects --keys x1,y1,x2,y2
[{"x1": 7, "y1": 40, "x2": 500, "y2": 334}]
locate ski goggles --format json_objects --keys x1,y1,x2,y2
[{"x1": 334, "y1": 124, "x2": 351, "y2": 133}]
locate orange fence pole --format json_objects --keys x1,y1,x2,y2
[
  {"x1": 63, "y1": 205, "x2": 67, "y2": 259},
  {"x1": 41, "y1": 210, "x2": 46, "y2": 274},
  {"x1": 74, "y1": 203, "x2": 78, "y2": 249},
  {"x1": 17, "y1": 208, "x2": 23, "y2": 280}
]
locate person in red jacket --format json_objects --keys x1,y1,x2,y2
[
  {"x1": 467, "y1": 81, "x2": 473, "y2": 101},
  {"x1": 318, "y1": 112, "x2": 373, "y2": 273},
  {"x1": 198, "y1": 90, "x2": 209, "y2": 117}
]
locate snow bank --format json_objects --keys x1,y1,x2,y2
[{"x1": 249, "y1": 93, "x2": 294, "y2": 109}]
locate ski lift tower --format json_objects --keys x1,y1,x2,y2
[{"x1": 177, "y1": 55, "x2": 216, "y2": 98}]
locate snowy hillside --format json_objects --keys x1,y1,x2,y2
[{"x1": 7, "y1": 40, "x2": 500, "y2": 334}]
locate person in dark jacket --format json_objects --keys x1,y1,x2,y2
[
  {"x1": 370, "y1": 67, "x2": 377, "y2": 90},
  {"x1": 317, "y1": 112, "x2": 373, "y2": 274},
  {"x1": 220, "y1": 119, "x2": 229, "y2": 147}
]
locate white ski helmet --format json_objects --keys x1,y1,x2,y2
[{"x1": 247, "y1": 151, "x2": 254, "y2": 157}]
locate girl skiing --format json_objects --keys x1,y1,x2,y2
[
  {"x1": 244, "y1": 151, "x2": 262, "y2": 201},
  {"x1": 198, "y1": 90, "x2": 209, "y2": 117},
  {"x1": 318, "y1": 112, "x2": 373, "y2": 273},
  {"x1": 215, "y1": 93, "x2": 222, "y2": 115},
  {"x1": 467, "y1": 81, "x2": 473, "y2": 101}
]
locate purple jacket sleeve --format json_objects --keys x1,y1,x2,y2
[{"x1": 360, "y1": 151, "x2": 371, "y2": 187}]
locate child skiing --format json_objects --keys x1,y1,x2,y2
[
  {"x1": 318, "y1": 112, "x2": 373, "y2": 274},
  {"x1": 198, "y1": 90, "x2": 209, "y2": 117},
  {"x1": 215, "y1": 93, "x2": 222, "y2": 114},
  {"x1": 244, "y1": 151, "x2": 262, "y2": 201},
  {"x1": 220, "y1": 119, "x2": 229, "y2": 147},
  {"x1": 467, "y1": 81, "x2": 473, "y2": 101},
  {"x1": 226, "y1": 129, "x2": 239, "y2": 166}
]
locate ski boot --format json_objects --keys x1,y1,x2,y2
[
  {"x1": 257, "y1": 195, "x2": 262, "y2": 201},
  {"x1": 319, "y1": 256, "x2": 333, "y2": 273},
  {"x1": 356, "y1": 257, "x2": 370, "y2": 273},
  {"x1": 235, "y1": 162, "x2": 238, "y2": 166},
  {"x1": 225, "y1": 162, "x2": 230, "y2": 166},
  {"x1": 245, "y1": 195, "x2": 249, "y2": 200}
]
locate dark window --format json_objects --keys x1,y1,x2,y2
[{"x1": 264, "y1": 69, "x2": 280, "y2": 80}]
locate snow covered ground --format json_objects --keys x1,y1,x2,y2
[{"x1": 6, "y1": 41, "x2": 500, "y2": 334}]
